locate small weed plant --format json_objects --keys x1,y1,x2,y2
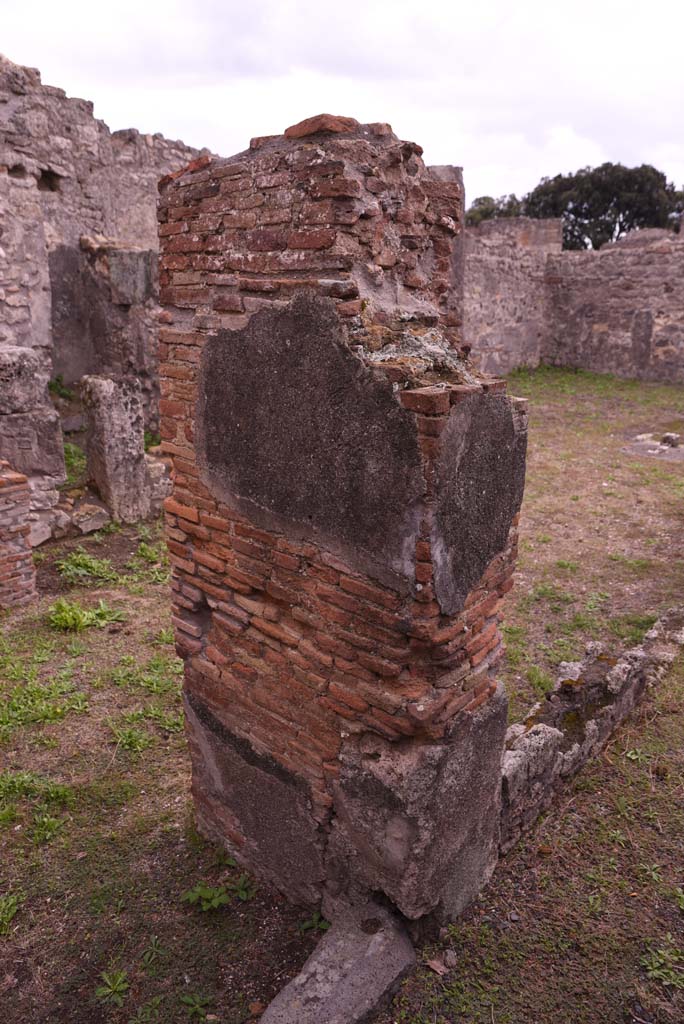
[
  {"x1": 48, "y1": 598, "x2": 125, "y2": 632},
  {"x1": 182, "y1": 883, "x2": 231, "y2": 912},
  {"x1": 640, "y1": 936, "x2": 684, "y2": 989},
  {"x1": 0, "y1": 890, "x2": 24, "y2": 936},
  {"x1": 56, "y1": 548, "x2": 118, "y2": 586},
  {"x1": 96, "y1": 969, "x2": 130, "y2": 1007}
]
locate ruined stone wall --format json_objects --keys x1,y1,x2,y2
[
  {"x1": 545, "y1": 233, "x2": 684, "y2": 382},
  {"x1": 159, "y1": 115, "x2": 527, "y2": 924},
  {"x1": 0, "y1": 460, "x2": 36, "y2": 609},
  {"x1": 0, "y1": 54, "x2": 203, "y2": 534},
  {"x1": 464, "y1": 217, "x2": 562, "y2": 375},
  {"x1": 464, "y1": 217, "x2": 684, "y2": 382}
]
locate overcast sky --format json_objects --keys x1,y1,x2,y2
[{"x1": 2, "y1": 0, "x2": 683, "y2": 202}]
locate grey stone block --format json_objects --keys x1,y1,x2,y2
[
  {"x1": 0, "y1": 346, "x2": 50, "y2": 414},
  {"x1": 81, "y1": 375, "x2": 151, "y2": 523},
  {"x1": 260, "y1": 904, "x2": 415, "y2": 1024}
]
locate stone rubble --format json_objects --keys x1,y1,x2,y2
[{"x1": 500, "y1": 608, "x2": 684, "y2": 852}]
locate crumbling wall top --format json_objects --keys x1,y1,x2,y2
[{"x1": 159, "y1": 113, "x2": 473, "y2": 383}]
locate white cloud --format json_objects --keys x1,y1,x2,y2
[{"x1": 1, "y1": 0, "x2": 683, "y2": 199}]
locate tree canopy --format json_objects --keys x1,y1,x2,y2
[{"x1": 466, "y1": 163, "x2": 683, "y2": 249}]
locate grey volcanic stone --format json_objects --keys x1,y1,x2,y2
[
  {"x1": 0, "y1": 347, "x2": 50, "y2": 414},
  {"x1": 81, "y1": 375, "x2": 151, "y2": 523},
  {"x1": 324, "y1": 684, "x2": 509, "y2": 922},
  {"x1": 260, "y1": 904, "x2": 415, "y2": 1024}
]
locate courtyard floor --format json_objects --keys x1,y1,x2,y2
[{"x1": 1, "y1": 367, "x2": 683, "y2": 1023}]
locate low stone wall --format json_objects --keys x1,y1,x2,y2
[
  {"x1": 0, "y1": 460, "x2": 37, "y2": 609},
  {"x1": 500, "y1": 609, "x2": 684, "y2": 852}
]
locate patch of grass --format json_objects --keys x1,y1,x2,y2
[
  {"x1": 0, "y1": 769, "x2": 74, "y2": 806},
  {"x1": 123, "y1": 705, "x2": 184, "y2": 734},
  {"x1": 640, "y1": 936, "x2": 684, "y2": 990},
  {"x1": 144, "y1": 430, "x2": 161, "y2": 451},
  {"x1": 48, "y1": 374, "x2": 75, "y2": 401},
  {"x1": 129, "y1": 996, "x2": 163, "y2": 1022},
  {"x1": 520, "y1": 583, "x2": 575, "y2": 613},
  {"x1": 556, "y1": 611, "x2": 601, "y2": 637},
  {"x1": 607, "y1": 553, "x2": 654, "y2": 576},
  {"x1": 123, "y1": 540, "x2": 170, "y2": 586},
  {"x1": 609, "y1": 613, "x2": 658, "y2": 644},
  {"x1": 526, "y1": 664, "x2": 554, "y2": 696},
  {"x1": 182, "y1": 883, "x2": 231, "y2": 912},
  {"x1": 56, "y1": 547, "x2": 119, "y2": 586},
  {"x1": 108, "y1": 721, "x2": 152, "y2": 754},
  {"x1": 0, "y1": 676, "x2": 88, "y2": 742},
  {"x1": 502, "y1": 624, "x2": 527, "y2": 668},
  {"x1": 299, "y1": 909, "x2": 330, "y2": 934},
  {"x1": 31, "y1": 809, "x2": 64, "y2": 844},
  {"x1": 179, "y1": 992, "x2": 212, "y2": 1020},
  {"x1": 95, "y1": 969, "x2": 130, "y2": 1007},
  {"x1": 48, "y1": 597, "x2": 126, "y2": 632},
  {"x1": 62, "y1": 441, "x2": 87, "y2": 489},
  {"x1": 111, "y1": 653, "x2": 182, "y2": 696},
  {"x1": 0, "y1": 890, "x2": 24, "y2": 936}
]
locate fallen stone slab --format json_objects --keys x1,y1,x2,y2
[
  {"x1": 71, "y1": 503, "x2": 111, "y2": 535},
  {"x1": 260, "y1": 904, "x2": 415, "y2": 1024}
]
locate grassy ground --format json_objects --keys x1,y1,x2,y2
[{"x1": 1, "y1": 367, "x2": 683, "y2": 1023}]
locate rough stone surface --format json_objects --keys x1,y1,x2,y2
[
  {"x1": 284, "y1": 114, "x2": 361, "y2": 139},
  {"x1": 433, "y1": 391, "x2": 527, "y2": 614},
  {"x1": 260, "y1": 904, "x2": 415, "y2": 1024},
  {"x1": 197, "y1": 294, "x2": 425, "y2": 591},
  {"x1": 545, "y1": 233, "x2": 684, "y2": 382},
  {"x1": 464, "y1": 217, "x2": 684, "y2": 383},
  {"x1": 500, "y1": 609, "x2": 684, "y2": 852},
  {"x1": 81, "y1": 375, "x2": 151, "y2": 523},
  {"x1": 0, "y1": 460, "x2": 37, "y2": 609},
  {"x1": 50, "y1": 240, "x2": 161, "y2": 427},
  {"x1": 464, "y1": 218, "x2": 562, "y2": 375},
  {"x1": 159, "y1": 119, "x2": 526, "y2": 924},
  {"x1": 325, "y1": 684, "x2": 509, "y2": 922},
  {"x1": 71, "y1": 503, "x2": 111, "y2": 535},
  {"x1": 0, "y1": 54, "x2": 205, "y2": 532}
]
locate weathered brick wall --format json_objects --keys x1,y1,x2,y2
[
  {"x1": 159, "y1": 115, "x2": 527, "y2": 923},
  {"x1": 0, "y1": 460, "x2": 36, "y2": 609},
  {"x1": 545, "y1": 232, "x2": 684, "y2": 382},
  {"x1": 464, "y1": 217, "x2": 562, "y2": 375}
]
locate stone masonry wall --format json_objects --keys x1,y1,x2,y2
[
  {"x1": 545, "y1": 233, "x2": 684, "y2": 382},
  {"x1": 0, "y1": 54, "x2": 203, "y2": 536},
  {"x1": 0, "y1": 460, "x2": 37, "y2": 609},
  {"x1": 464, "y1": 217, "x2": 562, "y2": 375},
  {"x1": 159, "y1": 115, "x2": 527, "y2": 924},
  {"x1": 464, "y1": 217, "x2": 684, "y2": 382}
]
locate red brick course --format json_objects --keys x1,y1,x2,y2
[{"x1": 0, "y1": 460, "x2": 37, "y2": 610}]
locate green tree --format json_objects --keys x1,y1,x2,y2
[
  {"x1": 466, "y1": 163, "x2": 681, "y2": 248},
  {"x1": 524, "y1": 163, "x2": 678, "y2": 249},
  {"x1": 465, "y1": 193, "x2": 523, "y2": 227}
]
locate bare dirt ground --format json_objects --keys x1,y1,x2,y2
[{"x1": 1, "y1": 367, "x2": 683, "y2": 1023}]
